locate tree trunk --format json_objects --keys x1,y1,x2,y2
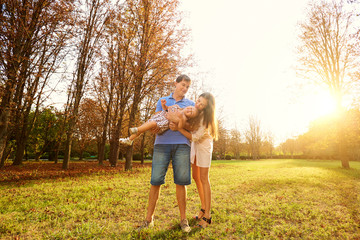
[
  {"x1": 98, "y1": 131, "x2": 107, "y2": 166},
  {"x1": 13, "y1": 136, "x2": 27, "y2": 165},
  {"x1": 48, "y1": 149, "x2": 55, "y2": 162},
  {"x1": 109, "y1": 138, "x2": 120, "y2": 167},
  {"x1": 338, "y1": 124, "x2": 350, "y2": 168},
  {"x1": 0, "y1": 121, "x2": 8, "y2": 166},
  {"x1": 49, "y1": 142, "x2": 60, "y2": 164},
  {"x1": 125, "y1": 145, "x2": 133, "y2": 170},
  {"x1": 97, "y1": 136, "x2": 105, "y2": 165},
  {"x1": 109, "y1": 110, "x2": 124, "y2": 166},
  {"x1": 35, "y1": 152, "x2": 42, "y2": 162},
  {"x1": 63, "y1": 133, "x2": 73, "y2": 169},
  {"x1": 0, "y1": 84, "x2": 13, "y2": 163},
  {"x1": 79, "y1": 149, "x2": 84, "y2": 161},
  {"x1": 54, "y1": 148, "x2": 59, "y2": 164},
  {"x1": 337, "y1": 104, "x2": 350, "y2": 169},
  {"x1": 0, "y1": 129, "x2": 10, "y2": 168}
]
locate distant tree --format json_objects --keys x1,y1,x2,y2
[
  {"x1": 213, "y1": 117, "x2": 228, "y2": 159},
  {"x1": 245, "y1": 115, "x2": 262, "y2": 160},
  {"x1": 280, "y1": 138, "x2": 297, "y2": 158},
  {"x1": 229, "y1": 128, "x2": 242, "y2": 159},
  {"x1": 262, "y1": 131, "x2": 275, "y2": 158},
  {"x1": 27, "y1": 107, "x2": 62, "y2": 161},
  {"x1": 74, "y1": 98, "x2": 102, "y2": 160},
  {"x1": 344, "y1": 108, "x2": 360, "y2": 160},
  {"x1": 297, "y1": 0, "x2": 360, "y2": 168}
]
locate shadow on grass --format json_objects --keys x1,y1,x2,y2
[
  {"x1": 129, "y1": 218, "x2": 204, "y2": 239},
  {"x1": 285, "y1": 159, "x2": 360, "y2": 178}
]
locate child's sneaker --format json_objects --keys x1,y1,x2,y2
[
  {"x1": 129, "y1": 127, "x2": 138, "y2": 135},
  {"x1": 119, "y1": 137, "x2": 133, "y2": 145}
]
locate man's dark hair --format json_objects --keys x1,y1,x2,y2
[{"x1": 176, "y1": 74, "x2": 191, "y2": 83}]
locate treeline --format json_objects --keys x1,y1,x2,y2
[
  {"x1": 215, "y1": 108, "x2": 360, "y2": 162},
  {"x1": 279, "y1": 108, "x2": 360, "y2": 161},
  {"x1": 0, "y1": 0, "x2": 191, "y2": 170}
]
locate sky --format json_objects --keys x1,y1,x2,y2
[{"x1": 179, "y1": 0, "x2": 338, "y2": 145}]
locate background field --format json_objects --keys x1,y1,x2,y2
[{"x1": 1, "y1": 159, "x2": 360, "y2": 239}]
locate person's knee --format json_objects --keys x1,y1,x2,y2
[
  {"x1": 192, "y1": 171, "x2": 200, "y2": 182},
  {"x1": 200, "y1": 174, "x2": 209, "y2": 184},
  {"x1": 150, "y1": 174, "x2": 165, "y2": 185}
]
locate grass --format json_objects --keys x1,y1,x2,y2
[{"x1": 0, "y1": 159, "x2": 360, "y2": 239}]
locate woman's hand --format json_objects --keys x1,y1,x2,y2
[{"x1": 169, "y1": 122, "x2": 179, "y2": 131}]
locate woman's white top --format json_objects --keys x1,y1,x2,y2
[{"x1": 190, "y1": 119, "x2": 213, "y2": 168}]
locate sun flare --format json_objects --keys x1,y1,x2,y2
[{"x1": 305, "y1": 90, "x2": 337, "y2": 119}]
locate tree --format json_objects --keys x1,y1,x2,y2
[
  {"x1": 213, "y1": 117, "x2": 228, "y2": 159},
  {"x1": 27, "y1": 107, "x2": 62, "y2": 161},
  {"x1": 101, "y1": 4, "x2": 137, "y2": 166},
  {"x1": 280, "y1": 138, "x2": 297, "y2": 158},
  {"x1": 245, "y1": 115, "x2": 262, "y2": 160},
  {"x1": 0, "y1": 0, "x2": 74, "y2": 165},
  {"x1": 62, "y1": 0, "x2": 108, "y2": 169},
  {"x1": 74, "y1": 98, "x2": 102, "y2": 160},
  {"x1": 297, "y1": 0, "x2": 360, "y2": 168},
  {"x1": 262, "y1": 131, "x2": 275, "y2": 158},
  {"x1": 229, "y1": 128, "x2": 242, "y2": 159}
]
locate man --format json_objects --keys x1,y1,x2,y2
[{"x1": 138, "y1": 74, "x2": 194, "y2": 232}]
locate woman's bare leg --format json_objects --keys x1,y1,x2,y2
[
  {"x1": 198, "y1": 166, "x2": 211, "y2": 227},
  {"x1": 192, "y1": 157, "x2": 205, "y2": 218}
]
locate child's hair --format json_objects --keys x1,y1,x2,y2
[
  {"x1": 176, "y1": 74, "x2": 191, "y2": 83},
  {"x1": 200, "y1": 92, "x2": 218, "y2": 140}
]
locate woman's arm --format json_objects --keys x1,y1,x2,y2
[
  {"x1": 178, "y1": 128, "x2": 192, "y2": 140},
  {"x1": 169, "y1": 122, "x2": 192, "y2": 140}
]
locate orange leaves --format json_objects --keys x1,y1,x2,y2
[{"x1": 0, "y1": 161, "x2": 151, "y2": 183}]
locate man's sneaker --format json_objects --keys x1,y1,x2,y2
[
  {"x1": 119, "y1": 137, "x2": 133, "y2": 145},
  {"x1": 137, "y1": 219, "x2": 154, "y2": 231},
  {"x1": 180, "y1": 219, "x2": 191, "y2": 233},
  {"x1": 129, "y1": 127, "x2": 138, "y2": 135}
]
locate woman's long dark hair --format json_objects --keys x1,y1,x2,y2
[{"x1": 199, "y1": 92, "x2": 218, "y2": 140}]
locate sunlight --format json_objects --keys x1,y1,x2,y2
[{"x1": 305, "y1": 90, "x2": 338, "y2": 119}]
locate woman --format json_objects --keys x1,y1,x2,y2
[{"x1": 168, "y1": 92, "x2": 218, "y2": 228}]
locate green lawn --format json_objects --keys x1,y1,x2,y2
[{"x1": 1, "y1": 159, "x2": 360, "y2": 239}]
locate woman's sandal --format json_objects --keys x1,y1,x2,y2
[
  {"x1": 198, "y1": 216, "x2": 212, "y2": 229},
  {"x1": 193, "y1": 208, "x2": 205, "y2": 220}
]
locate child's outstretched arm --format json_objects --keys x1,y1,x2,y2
[{"x1": 161, "y1": 99, "x2": 168, "y2": 111}]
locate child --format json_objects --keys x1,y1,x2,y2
[{"x1": 119, "y1": 99, "x2": 199, "y2": 145}]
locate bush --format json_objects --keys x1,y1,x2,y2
[
  {"x1": 225, "y1": 154, "x2": 232, "y2": 160},
  {"x1": 133, "y1": 153, "x2": 142, "y2": 160}
]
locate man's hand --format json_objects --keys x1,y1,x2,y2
[
  {"x1": 166, "y1": 110, "x2": 180, "y2": 123},
  {"x1": 151, "y1": 125, "x2": 161, "y2": 134}
]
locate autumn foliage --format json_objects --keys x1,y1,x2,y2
[{"x1": 0, "y1": 161, "x2": 151, "y2": 183}]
